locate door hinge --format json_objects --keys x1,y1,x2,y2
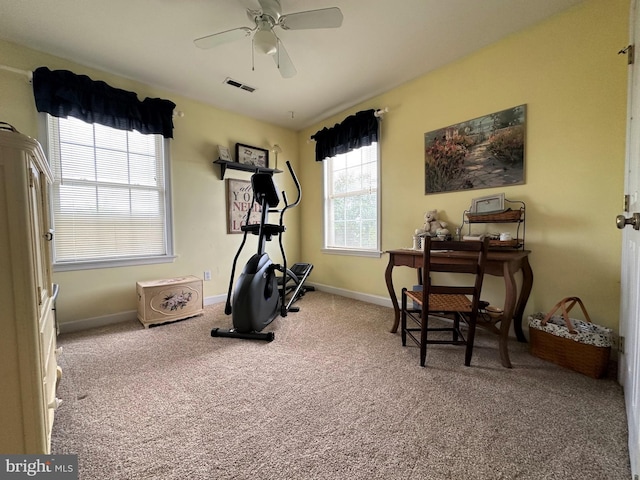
[
  {"x1": 619, "y1": 335, "x2": 625, "y2": 354},
  {"x1": 619, "y1": 44, "x2": 635, "y2": 65}
]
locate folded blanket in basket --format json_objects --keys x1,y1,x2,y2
[{"x1": 528, "y1": 312, "x2": 612, "y2": 348}]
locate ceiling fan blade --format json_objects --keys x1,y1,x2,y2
[
  {"x1": 278, "y1": 7, "x2": 343, "y2": 30},
  {"x1": 237, "y1": 0, "x2": 262, "y2": 12},
  {"x1": 273, "y1": 39, "x2": 296, "y2": 78},
  {"x1": 256, "y1": 0, "x2": 282, "y2": 19},
  {"x1": 194, "y1": 27, "x2": 252, "y2": 49},
  {"x1": 239, "y1": 0, "x2": 264, "y2": 19}
]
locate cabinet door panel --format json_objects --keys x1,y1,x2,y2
[{"x1": 28, "y1": 160, "x2": 52, "y2": 316}]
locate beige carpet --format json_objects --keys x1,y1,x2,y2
[{"x1": 51, "y1": 291, "x2": 631, "y2": 479}]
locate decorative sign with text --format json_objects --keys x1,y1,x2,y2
[{"x1": 226, "y1": 178, "x2": 262, "y2": 234}]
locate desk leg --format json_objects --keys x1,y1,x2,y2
[
  {"x1": 499, "y1": 263, "x2": 518, "y2": 369},
  {"x1": 385, "y1": 258, "x2": 400, "y2": 333},
  {"x1": 513, "y1": 256, "x2": 533, "y2": 343}
]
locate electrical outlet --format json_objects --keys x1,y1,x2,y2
[{"x1": 204, "y1": 270, "x2": 211, "y2": 281}]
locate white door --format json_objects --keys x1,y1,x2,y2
[{"x1": 619, "y1": 1, "x2": 640, "y2": 477}]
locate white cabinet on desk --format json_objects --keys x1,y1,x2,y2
[{"x1": 0, "y1": 125, "x2": 59, "y2": 453}]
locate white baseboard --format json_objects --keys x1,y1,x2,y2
[
  {"x1": 58, "y1": 286, "x2": 566, "y2": 356},
  {"x1": 309, "y1": 284, "x2": 528, "y2": 341},
  {"x1": 59, "y1": 294, "x2": 228, "y2": 333},
  {"x1": 310, "y1": 283, "x2": 394, "y2": 309},
  {"x1": 58, "y1": 288, "x2": 391, "y2": 334},
  {"x1": 59, "y1": 310, "x2": 138, "y2": 334},
  {"x1": 205, "y1": 294, "x2": 227, "y2": 306}
]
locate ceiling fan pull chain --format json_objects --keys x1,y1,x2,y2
[{"x1": 251, "y1": 38, "x2": 255, "y2": 71}]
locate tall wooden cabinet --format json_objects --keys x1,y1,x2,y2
[{"x1": 0, "y1": 125, "x2": 59, "y2": 453}]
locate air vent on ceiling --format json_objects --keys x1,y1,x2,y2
[{"x1": 224, "y1": 77, "x2": 256, "y2": 93}]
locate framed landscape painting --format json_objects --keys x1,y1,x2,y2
[{"x1": 424, "y1": 105, "x2": 526, "y2": 194}]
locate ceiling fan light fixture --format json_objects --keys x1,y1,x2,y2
[
  {"x1": 253, "y1": 28, "x2": 277, "y2": 56},
  {"x1": 195, "y1": 2, "x2": 343, "y2": 78}
]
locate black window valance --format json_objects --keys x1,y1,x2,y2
[
  {"x1": 311, "y1": 109, "x2": 379, "y2": 162},
  {"x1": 32, "y1": 67, "x2": 176, "y2": 138}
]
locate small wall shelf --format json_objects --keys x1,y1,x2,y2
[
  {"x1": 213, "y1": 159, "x2": 282, "y2": 180},
  {"x1": 461, "y1": 199, "x2": 526, "y2": 250}
]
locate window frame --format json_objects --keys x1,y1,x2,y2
[
  {"x1": 40, "y1": 113, "x2": 176, "y2": 271},
  {"x1": 322, "y1": 141, "x2": 382, "y2": 258}
]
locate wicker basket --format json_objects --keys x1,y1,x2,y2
[
  {"x1": 466, "y1": 208, "x2": 522, "y2": 223},
  {"x1": 488, "y1": 238, "x2": 520, "y2": 248},
  {"x1": 528, "y1": 297, "x2": 611, "y2": 378}
]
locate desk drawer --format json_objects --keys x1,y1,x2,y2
[{"x1": 392, "y1": 252, "x2": 423, "y2": 268}]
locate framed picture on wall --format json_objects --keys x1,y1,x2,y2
[
  {"x1": 235, "y1": 143, "x2": 269, "y2": 168},
  {"x1": 226, "y1": 179, "x2": 261, "y2": 234},
  {"x1": 424, "y1": 104, "x2": 526, "y2": 194}
]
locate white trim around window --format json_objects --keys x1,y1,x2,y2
[
  {"x1": 41, "y1": 114, "x2": 175, "y2": 271},
  {"x1": 322, "y1": 141, "x2": 381, "y2": 256}
]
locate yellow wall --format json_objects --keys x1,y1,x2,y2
[
  {"x1": 0, "y1": 40, "x2": 300, "y2": 324},
  {"x1": 0, "y1": 0, "x2": 629, "y2": 333},
  {"x1": 298, "y1": 0, "x2": 629, "y2": 331}
]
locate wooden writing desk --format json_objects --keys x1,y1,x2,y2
[{"x1": 385, "y1": 248, "x2": 533, "y2": 368}]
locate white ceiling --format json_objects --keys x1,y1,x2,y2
[{"x1": 0, "y1": 0, "x2": 585, "y2": 131}]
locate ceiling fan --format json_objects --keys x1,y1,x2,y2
[{"x1": 194, "y1": 0, "x2": 343, "y2": 78}]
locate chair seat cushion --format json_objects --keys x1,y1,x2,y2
[{"x1": 405, "y1": 290, "x2": 472, "y2": 313}]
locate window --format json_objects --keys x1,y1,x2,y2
[
  {"x1": 45, "y1": 115, "x2": 174, "y2": 270},
  {"x1": 323, "y1": 142, "x2": 380, "y2": 256}
]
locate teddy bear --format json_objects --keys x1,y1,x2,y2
[{"x1": 420, "y1": 209, "x2": 450, "y2": 237}]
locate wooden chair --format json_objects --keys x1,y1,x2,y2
[{"x1": 401, "y1": 236, "x2": 490, "y2": 367}]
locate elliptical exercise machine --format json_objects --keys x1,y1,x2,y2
[{"x1": 211, "y1": 161, "x2": 310, "y2": 341}]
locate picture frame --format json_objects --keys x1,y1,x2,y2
[
  {"x1": 424, "y1": 104, "x2": 526, "y2": 194},
  {"x1": 226, "y1": 179, "x2": 261, "y2": 234},
  {"x1": 235, "y1": 143, "x2": 269, "y2": 168},
  {"x1": 218, "y1": 145, "x2": 232, "y2": 161},
  {"x1": 471, "y1": 193, "x2": 505, "y2": 214}
]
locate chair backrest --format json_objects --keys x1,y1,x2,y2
[{"x1": 421, "y1": 237, "x2": 490, "y2": 311}]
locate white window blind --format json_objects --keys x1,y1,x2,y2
[
  {"x1": 324, "y1": 142, "x2": 379, "y2": 253},
  {"x1": 46, "y1": 115, "x2": 172, "y2": 267}
]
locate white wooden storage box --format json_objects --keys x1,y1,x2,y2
[{"x1": 136, "y1": 276, "x2": 204, "y2": 328}]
